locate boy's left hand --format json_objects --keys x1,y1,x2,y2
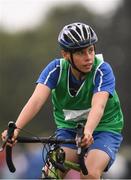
[{"x1": 81, "y1": 131, "x2": 94, "y2": 147}]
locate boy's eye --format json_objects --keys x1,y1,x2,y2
[{"x1": 88, "y1": 48, "x2": 93, "y2": 53}]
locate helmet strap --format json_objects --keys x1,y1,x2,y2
[{"x1": 69, "y1": 52, "x2": 86, "y2": 75}]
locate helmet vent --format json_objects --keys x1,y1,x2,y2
[{"x1": 58, "y1": 22, "x2": 98, "y2": 51}]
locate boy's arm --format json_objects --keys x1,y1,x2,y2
[
  {"x1": 82, "y1": 91, "x2": 109, "y2": 147},
  {"x1": 2, "y1": 83, "x2": 51, "y2": 142},
  {"x1": 15, "y1": 83, "x2": 51, "y2": 130}
]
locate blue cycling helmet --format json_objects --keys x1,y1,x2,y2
[{"x1": 58, "y1": 22, "x2": 98, "y2": 52}]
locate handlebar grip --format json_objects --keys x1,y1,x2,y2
[
  {"x1": 77, "y1": 123, "x2": 88, "y2": 175},
  {"x1": 7, "y1": 121, "x2": 16, "y2": 138},
  {"x1": 79, "y1": 148, "x2": 88, "y2": 175},
  {"x1": 76, "y1": 123, "x2": 84, "y2": 155},
  {"x1": 5, "y1": 121, "x2": 16, "y2": 173},
  {"x1": 77, "y1": 123, "x2": 84, "y2": 138},
  {"x1": 6, "y1": 145, "x2": 16, "y2": 172}
]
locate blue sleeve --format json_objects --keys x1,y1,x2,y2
[
  {"x1": 36, "y1": 59, "x2": 60, "y2": 89},
  {"x1": 93, "y1": 62, "x2": 115, "y2": 96}
]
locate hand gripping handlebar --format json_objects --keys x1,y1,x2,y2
[
  {"x1": 5, "y1": 121, "x2": 16, "y2": 172},
  {"x1": 1, "y1": 121, "x2": 75, "y2": 173},
  {"x1": 1, "y1": 122, "x2": 88, "y2": 175},
  {"x1": 76, "y1": 123, "x2": 88, "y2": 175}
]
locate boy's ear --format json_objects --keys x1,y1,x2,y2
[{"x1": 61, "y1": 50, "x2": 70, "y2": 60}]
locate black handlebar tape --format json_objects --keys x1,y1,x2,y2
[
  {"x1": 76, "y1": 123, "x2": 84, "y2": 155},
  {"x1": 77, "y1": 124, "x2": 88, "y2": 175},
  {"x1": 77, "y1": 123, "x2": 84, "y2": 138},
  {"x1": 6, "y1": 145, "x2": 16, "y2": 172},
  {"x1": 79, "y1": 148, "x2": 88, "y2": 175},
  {"x1": 7, "y1": 121, "x2": 16, "y2": 137},
  {"x1": 6, "y1": 121, "x2": 16, "y2": 173}
]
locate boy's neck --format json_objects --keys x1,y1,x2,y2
[{"x1": 70, "y1": 67, "x2": 86, "y2": 81}]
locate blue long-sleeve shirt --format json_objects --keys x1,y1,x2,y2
[{"x1": 36, "y1": 58, "x2": 115, "y2": 96}]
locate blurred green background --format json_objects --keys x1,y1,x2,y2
[{"x1": 0, "y1": 0, "x2": 131, "y2": 178}]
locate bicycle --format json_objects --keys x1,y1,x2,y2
[{"x1": 0, "y1": 121, "x2": 88, "y2": 179}]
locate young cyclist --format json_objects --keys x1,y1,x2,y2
[{"x1": 2, "y1": 22, "x2": 124, "y2": 179}]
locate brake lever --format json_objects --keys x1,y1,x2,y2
[
  {"x1": 76, "y1": 123, "x2": 88, "y2": 175},
  {"x1": 76, "y1": 123, "x2": 84, "y2": 155}
]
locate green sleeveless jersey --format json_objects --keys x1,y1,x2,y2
[{"x1": 51, "y1": 55, "x2": 124, "y2": 133}]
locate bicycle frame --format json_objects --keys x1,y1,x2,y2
[{"x1": 41, "y1": 143, "x2": 81, "y2": 179}]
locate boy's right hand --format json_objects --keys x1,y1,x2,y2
[{"x1": 1, "y1": 128, "x2": 20, "y2": 147}]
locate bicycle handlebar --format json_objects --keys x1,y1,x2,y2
[
  {"x1": 5, "y1": 121, "x2": 17, "y2": 172},
  {"x1": 76, "y1": 123, "x2": 88, "y2": 175},
  {"x1": 2, "y1": 121, "x2": 88, "y2": 175},
  {"x1": 17, "y1": 136, "x2": 76, "y2": 144}
]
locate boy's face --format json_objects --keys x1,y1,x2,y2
[
  {"x1": 71, "y1": 45, "x2": 95, "y2": 73},
  {"x1": 61, "y1": 45, "x2": 95, "y2": 74}
]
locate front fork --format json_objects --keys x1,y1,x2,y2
[{"x1": 41, "y1": 146, "x2": 66, "y2": 179}]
